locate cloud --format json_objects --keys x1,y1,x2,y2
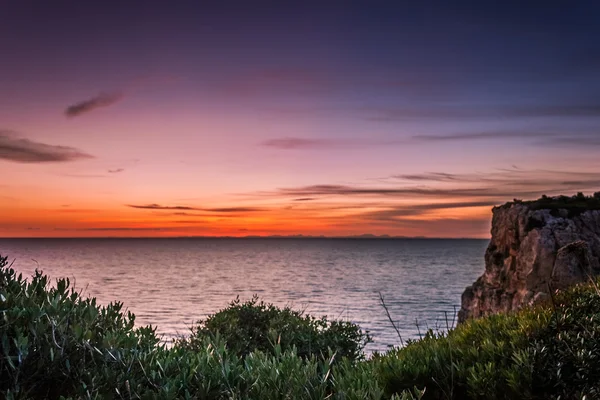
[
  {"x1": 261, "y1": 130, "x2": 600, "y2": 152},
  {"x1": 127, "y1": 204, "x2": 201, "y2": 211},
  {"x1": 544, "y1": 136, "x2": 600, "y2": 147},
  {"x1": 332, "y1": 201, "x2": 494, "y2": 226},
  {"x1": 61, "y1": 173, "x2": 107, "y2": 178},
  {"x1": 108, "y1": 168, "x2": 125, "y2": 173},
  {"x1": 410, "y1": 201, "x2": 500, "y2": 210},
  {"x1": 276, "y1": 184, "x2": 530, "y2": 198},
  {"x1": 53, "y1": 226, "x2": 172, "y2": 232},
  {"x1": 364, "y1": 102, "x2": 600, "y2": 122},
  {"x1": 263, "y1": 168, "x2": 600, "y2": 203},
  {"x1": 391, "y1": 169, "x2": 600, "y2": 189},
  {"x1": 260, "y1": 136, "x2": 402, "y2": 150},
  {"x1": 203, "y1": 207, "x2": 264, "y2": 212},
  {"x1": 293, "y1": 197, "x2": 317, "y2": 201},
  {"x1": 261, "y1": 129, "x2": 600, "y2": 152},
  {"x1": 411, "y1": 131, "x2": 551, "y2": 142},
  {"x1": 0, "y1": 131, "x2": 93, "y2": 163},
  {"x1": 261, "y1": 138, "x2": 341, "y2": 149},
  {"x1": 65, "y1": 92, "x2": 123, "y2": 117},
  {"x1": 395, "y1": 172, "x2": 460, "y2": 182},
  {"x1": 127, "y1": 204, "x2": 264, "y2": 212},
  {"x1": 506, "y1": 105, "x2": 600, "y2": 118}
]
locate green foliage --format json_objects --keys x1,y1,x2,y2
[
  {"x1": 372, "y1": 309, "x2": 549, "y2": 400},
  {"x1": 0, "y1": 254, "x2": 160, "y2": 399},
  {"x1": 373, "y1": 281, "x2": 600, "y2": 399},
  {"x1": 2, "y1": 253, "x2": 600, "y2": 399},
  {"x1": 497, "y1": 192, "x2": 600, "y2": 217},
  {"x1": 530, "y1": 284, "x2": 600, "y2": 398},
  {"x1": 0, "y1": 255, "x2": 381, "y2": 399},
  {"x1": 181, "y1": 296, "x2": 371, "y2": 361}
]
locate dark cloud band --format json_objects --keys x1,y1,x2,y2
[
  {"x1": 65, "y1": 92, "x2": 123, "y2": 117},
  {"x1": 127, "y1": 204, "x2": 264, "y2": 212},
  {"x1": 0, "y1": 131, "x2": 93, "y2": 163}
]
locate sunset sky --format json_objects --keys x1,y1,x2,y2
[{"x1": 2, "y1": 1, "x2": 600, "y2": 238}]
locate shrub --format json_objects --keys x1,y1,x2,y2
[
  {"x1": 3, "y1": 252, "x2": 600, "y2": 399},
  {"x1": 497, "y1": 192, "x2": 600, "y2": 217},
  {"x1": 180, "y1": 296, "x2": 371, "y2": 361},
  {"x1": 372, "y1": 309, "x2": 549, "y2": 399},
  {"x1": 530, "y1": 283, "x2": 600, "y2": 398},
  {"x1": 0, "y1": 254, "x2": 160, "y2": 399},
  {"x1": 373, "y1": 280, "x2": 600, "y2": 399},
  {"x1": 0, "y1": 255, "x2": 382, "y2": 399}
]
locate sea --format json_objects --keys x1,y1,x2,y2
[{"x1": 0, "y1": 238, "x2": 488, "y2": 353}]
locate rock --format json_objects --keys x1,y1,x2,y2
[
  {"x1": 552, "y1": 241, "x2": 593, "y2": 289},
  {"x1": 458, "y1": 203, "x2": 600, "y2": 323}
]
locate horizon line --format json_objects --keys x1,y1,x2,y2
[{"x1": 0, "y1": 235, "x2": 488, "y2": 240}]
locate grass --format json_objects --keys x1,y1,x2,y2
[{"x1": 2, "y1": 253, "x2": 600, "y2": 399}]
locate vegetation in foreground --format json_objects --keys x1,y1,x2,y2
[
  {"x1": 179, "y1": 295, "x2": 371, "y2": 361},
  {"x1": 1, "y1": 254, "x2": 600, "y2": 399}
]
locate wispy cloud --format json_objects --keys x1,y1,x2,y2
[
  {"x1": 204, "y1": 207, "x2": 264, "y2": 212},
  {"x1": 260, "y1": 136, "x2": 403, "y2": 150},
  {"x1": 411, "y1": 131, "x2": 552, "y2": 142},
  {"x1": 82, "y1": 227, "x2": 165, "y2": 231},
  {"x1": 108, "y1": 168, "x2": 125, "y2": 173},
  {"x1": 392, "y1": 168, "x2": 600, "y2": 188},
  {"x1": 506, "y1": 104, "x2": 600, "y2": 118},
  {"x1": 65, "y1": 92, "x2": 123, "y2": 117},
  {"x1": 268, "y1": 168, "x2": 600, "y2": 204},
  {"x1": 0, "y1": 131, "x2": 93, "y2": 163},
  {"x1": 394, "y1": 172, "x2": 460, "y2": 182},
  {"x1": 351, "y1": 203, "x2": 497, "y2": 223},
  {"x1": 261, "y1": 130, "x2": 600, "y2": 151},
  {"x1": 61, "y1": 173, "x2": 107, "y2": 178},
  {"x1": 544, "y1": 136, "x2": 600, "y2": 147},
  {"x1": 261, "y1": 138, "x2": 342, "y2": 149},
  {"x1": 364, "y1": 102, "x2": 600, "y2": 122},
  {"x1": 127, "y1": 204, "x2": 265, "y2": 212},
  {"x1": 55, "y1": 226, "x2": 171, "y2": 232},
  {"x1": 276, "y1": 184, "x2": 530, "y2": 198},
  {"x1": 128, "y1": 204, "x2": 201, "y2": 211},
  {"x1": 293, "y1": 197, "x2": 317, "y2": 201}
]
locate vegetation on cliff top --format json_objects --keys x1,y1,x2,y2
[
  {"x1": 1, "y1": 253, "x2": 600, "y2": 399},
  {"x1": 497, "y1": 192, "x2": 600, "y2": 216}
]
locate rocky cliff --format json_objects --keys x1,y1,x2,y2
[{"x1": 458, "y1": 198, "x2": 600, "y2": 323}]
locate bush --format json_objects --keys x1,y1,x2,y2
[
  {"x1": 497, "y1": 192, "x2": 600, "y2": 217},
  {"x1": 180, "y1": 296, "x2": 371, "y2": 361},
  {"x1": 373, "y1": 280, "x2": 600, "y2": 399},
  {"x1": 0, "y1": 255, "x2": 160, "y2": 398},
  {"x1": 530, "y1": 283, "x2": 600, "y2": 398},
  {"x1": 0, "y1": 255, "x2": 381, "y2": 399},
  {"x1": 2, "y1": 252, "x2": 600, "y2": 399}
]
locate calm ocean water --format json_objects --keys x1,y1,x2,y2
[{"x1": 0, "y1": 238, "x2": 487, "y2": 353}]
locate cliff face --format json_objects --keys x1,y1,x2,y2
[{"x1": 458, "y1": 203, "x2": 600, "y2": 323}]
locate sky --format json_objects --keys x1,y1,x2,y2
[{"x1": 1, "y1": 1, "x2": 600, "y2": 238}]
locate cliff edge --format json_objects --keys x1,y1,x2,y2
[{"x1": 458, "y1": 194, "x2": 600, "y2": 323}]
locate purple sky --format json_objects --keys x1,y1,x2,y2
[{"x1": 2, "y1": 1, "x2": 600, "y2": 237}]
